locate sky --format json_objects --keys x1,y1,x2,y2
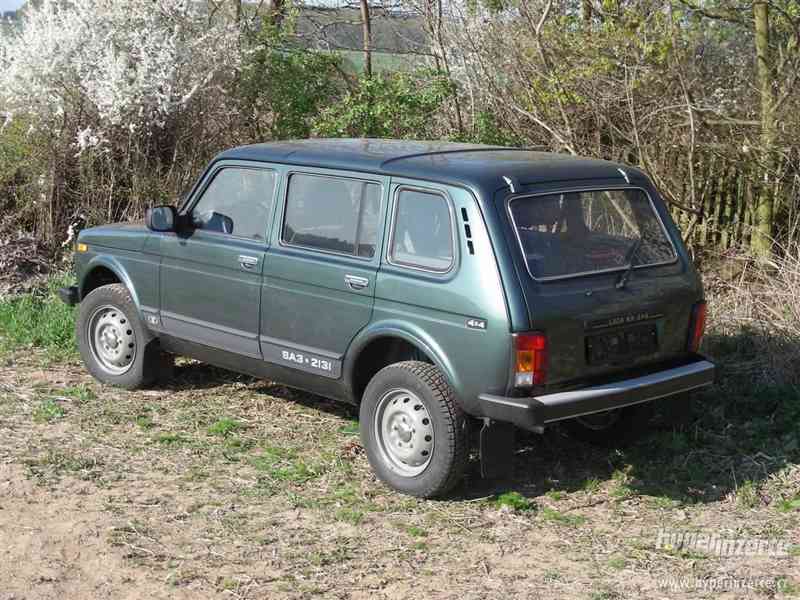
[{"x1": 0, "y1": 0, "x2": 24, "y2": 12}]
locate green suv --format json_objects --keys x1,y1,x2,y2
[{"x1": 60, "y1": 139, "x2": 715, "y2": 498}]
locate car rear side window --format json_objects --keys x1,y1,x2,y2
[
  {"x1": 191, "y1": 167, "x2": 276, "y2": 240},
  {"x1": 389, "y1": 188, "x2": 454, "y2": 272},
  {"x1": 509, "y1": 188, "x2": 677, "y2": 280},
  {"x1": 282, "y1": 173, "x2": 381, "y2": 258}
]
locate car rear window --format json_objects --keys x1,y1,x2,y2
[
  {"x1": 509, "y1": 189, "x2": 676, "y2": 280},
  {"x1": 389, "y1": 188, "x2": 454, "y2": 272}
]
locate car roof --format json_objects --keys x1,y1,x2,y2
[{"x1": 215, "y1": 138, "x2": 646, "y2": 193}]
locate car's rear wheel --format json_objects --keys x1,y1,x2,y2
[
  {"x1": 560, "y1": 402, "x2": 654, "y2": 447},
  {"x1": 76, "y1": 283, "x2": 167, "y2": 389},
  {"x1": 360, "y1": 361, "x2": 469, "y2": 498}
]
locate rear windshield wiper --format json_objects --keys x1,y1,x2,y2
[{"x1": 615, "y1": 237, "x2": 643, "y2": 290}]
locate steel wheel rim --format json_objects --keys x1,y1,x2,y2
[
  {"x1": 374, "y1": 388, "x2": 435, "y2": 477},
  {"x1": 576, "y1": 409, "x2": 621, "y2": 431},
  {"x1": 87, "y1": 304, "x2": 136, "y2": 375}
]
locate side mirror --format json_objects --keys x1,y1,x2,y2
[{"x1": 146, "y1": 205, "x2": 177, "y2": 232}]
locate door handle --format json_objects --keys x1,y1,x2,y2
[
  {"x1": 344, "y1": 274, "x2": 369, "y2": 290},
  {"x1": 238, "y1": 255, "x2": 258, "y2": 270}
]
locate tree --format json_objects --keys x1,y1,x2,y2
[
  {"x1": 676, "y1": 0, "x2": 800, "y2": 256},
  {"x1": 0, "y1": 0, "x2": 241, "y2": 238},
  {"x1": 431, "y1": 0, "x2": 799, "y2": 254},
  {"x1": 360, "y1": 0, "x2": 373, "y2": 78},
  {"x1": 753, "y1": 1, "x2": 776, "y2": 256}
]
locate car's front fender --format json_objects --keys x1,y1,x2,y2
[{"x1": 79, "y1": 253, "x2": 143, "y2": 311}]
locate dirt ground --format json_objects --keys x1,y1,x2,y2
[{"x1": 0, "y1": 350, "x2": 797, "y2": 599}]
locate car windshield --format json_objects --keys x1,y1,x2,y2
[{"x1": 509, "y1": 189, "x2": 677, "y2": 280}]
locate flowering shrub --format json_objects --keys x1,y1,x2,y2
[{"x1": 0, "y1": 0, "x2": 240, "y2": 146}]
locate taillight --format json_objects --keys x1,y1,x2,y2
[
  {"x1": 687, "y1": 301, "x2": 707, "y2": 352},
  {"x1": 513, "y1": 332, "x2": 547, "y2": 387}
]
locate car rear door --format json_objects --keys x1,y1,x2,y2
[
  {"x1": 158, "y1": 162, "x2": 278, "y2": 358},
  {"x1": 499, "y1": 180, "x2": 703, "y2": 386},
  {"x1": 259, "y1": 169, "x2": 387, "y2": 378}
]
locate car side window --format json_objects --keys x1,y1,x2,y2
[
  {"x1": 191, "y1": 167, "x2": 276, "y2": 240},
  {"x1": 389, "y1": 188, "x2": 454, "y2": 272},
  {"x1": 282, "y1": 173, "x2": 381, "y2": 258}
]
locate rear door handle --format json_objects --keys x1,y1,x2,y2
[
  {"x1": 344, "y1": 274, "x2": 369, "y2": 290},
  {"x1": 238, "y1": 255, "x2": 258, "y2": 270}
]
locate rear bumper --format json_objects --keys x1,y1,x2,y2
[
  {"x1": 58, "y1": 286, "x2": 79, "y2": 306},
  {"x1": 478, "y1": 356, "x2": 716, "y2": 431}
]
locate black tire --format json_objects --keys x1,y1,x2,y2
[
  {"x1": 359, "y1": 361, "x2": 469, "y2": 498},
  {"x1": 76, "y1": 283, "x2": 166, "y2": 389},
  {"x1": 560, "y1": 402, "x2": 654, "y2": 447}
]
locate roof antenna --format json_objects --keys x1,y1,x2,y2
[
  {"x1": 502, "y1": 176, "x2": 518, "y2": 194},
  {"x1": 617, "y1": 168, "x2": 630, "y2": 184}
]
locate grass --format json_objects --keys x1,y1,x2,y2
[
  {"x1": 2, "y1": 339, "x2": 798, "y2": 598},
  {"x1": 135, "y1": 414, "x2": 155, "y2": 430},
  {"x1": 24, "y1": 449, "x2": 102, "y2": 482},
  {"x1": 207, "y1": 417, "x2": 242, "y2": 437},
  {"x1": 250, "y1": 445, "x2": 323, "y2": 489},
  {"x1": 777, "y1": 496, "x2": 800, "y2": 513},
  {"x1": 33, "y1": 397, "x2": 66, "y2": 422},
  {"x1": 495, "y1": 491, "x2": 536, "y2": 511},
  {"x1": 607, "y1": 556, "x2": 626, "y2": 570},
  {"x1": 540, "y1": 507, "x2": 586, "y2": 527},
  {"x1": 736, "y1": 480, "x2": 760, "y2": 509},
  {"x1": 1, "y1": 255, "x2": 799, "y2": 597},
  {"x1": 339, "y1": 50, "x2": 421, "y2": 74},
  {"x1": 155, "y1": 432, "x2": 189, "y2": 445},
  {"x1": 0, "y1": 272, "x2": 77, "y2": 361},
  {"x1": 610, "y1": 468, "x2": 635, "y2": 500},
  {"x1": 334, "y1": 507, "x2": 365, "y2": 525},
  {"x1": 62, "y1": 383, "x2": 96, "y2": 402},
  {"x1": 590, "y1": 588, "x2": 622, "y2": 600},
  {"x1": 582, "y1": 477, "x2": 601, "y2": 493},
  {"x1": 338, "y1": 421, "x2": 359, "y2": 436},
  {"x1": 402, "y1": 524, "x2": 427, "y2": 538},
  {"x1": 779, "y1": 578, "x2": 800, "y2": 596}
]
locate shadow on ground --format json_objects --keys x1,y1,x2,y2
[{"x1": 161, "y1": 351, "x2": 799, "y2": 506}]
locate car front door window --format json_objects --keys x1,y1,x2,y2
[{"x1": 191, "y1": 168, "x2": 276, "y2": 240}]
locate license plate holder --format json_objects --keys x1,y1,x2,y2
[{"x1": 586, "y1": 323, "x2": 658, "y2": 365}]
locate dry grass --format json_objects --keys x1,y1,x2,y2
[
  {"x1": 0, "y1": 344, "x2": 798, "y2": 599},
  {"x1": 0, "y1": 251, "x2": 799, "y2": 598},
  {"x1": 703, "y1": 241, "x2": 800, "y2": 386}
]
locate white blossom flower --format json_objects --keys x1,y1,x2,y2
[{"x1": 0, "y1": 0, "x2": 241, "y2": 141}]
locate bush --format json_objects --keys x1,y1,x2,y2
[
  {"x1": 312, "y1": 70, "x2": 456, "y2": 139},
  {"x1": 237, "y1": 24, "x2": 341, "y2": 141}
]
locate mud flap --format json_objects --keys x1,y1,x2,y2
[{"x1": 479, "y1": 419, "x2": 516, "y2": 479}]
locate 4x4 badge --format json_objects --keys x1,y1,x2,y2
[{"x1": 466, "y1": 318, "x2": 487, "y2": 330}]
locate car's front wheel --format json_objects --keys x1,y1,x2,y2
[
  {"x1": 359, "y1": 361, "x2": 469, "y2": 498},
  {"x1": 76, "y1": 283, "x2": 167, "y2": 389}
]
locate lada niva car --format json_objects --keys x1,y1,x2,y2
[{"x1": 60, "y1": 139, "x2": 715, "y2": 497}]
